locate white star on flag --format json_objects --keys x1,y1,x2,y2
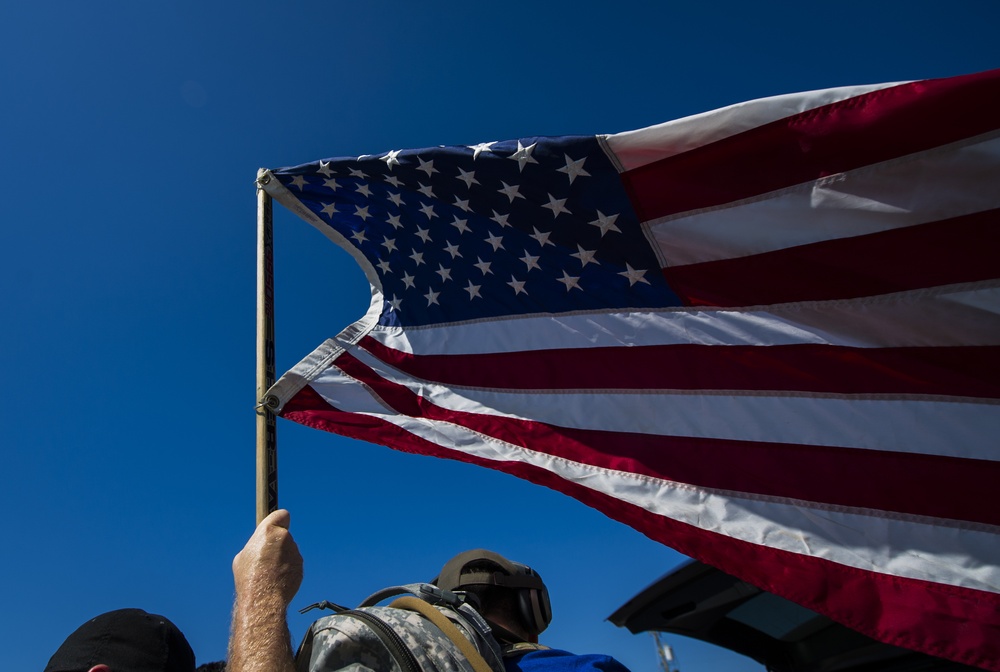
[
  {"x1": 381, "y1": 150, "x2": 401, "y2": 169},
  {"x1": 510, "y1": 141, "x2": 539, "y2": 171}
]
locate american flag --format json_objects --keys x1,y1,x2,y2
[{"x1": 260, "y1": 68, "x2": 1000, "y2": 669}]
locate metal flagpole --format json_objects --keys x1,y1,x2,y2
[{"x1": 255, "y1": 169, "x2": 279, "y2": 523}]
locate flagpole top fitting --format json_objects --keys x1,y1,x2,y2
[{"x1": 256, "y1": 168, "x2": 272, "y2": 187}]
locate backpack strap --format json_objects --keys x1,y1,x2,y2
[
  {"x1": 359, "y1": 583, "x2": 461, "y2": 608},
  {"x1": 389, "y1": 597, "x2": 495, "y2": 672}
]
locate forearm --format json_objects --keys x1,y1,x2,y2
[
  {"x1": 228, "y1": 590, "x2": 296, "y2": 672},
  {"x1": 228, "y1": 509, "x2": 303, "y2": 672}
]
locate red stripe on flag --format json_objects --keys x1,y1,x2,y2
[
  {"x1": 661, "y1": 208, "x2": 1000, "y2": 307},
  {"x1": 570, "y1": 482, "x2": 1000, "y2": 672},
  {"x1": 294, "y1": 358, "x2": 1000, "y2": 526},
  {"x1": 281, "y1": 384, "x2": 1000, "y2": 670},
  {"x1": 621, "y1": 69, "x2": 1000, "y2": 221},
  {"x1": 361, "y1": 335, "x2": 1000, "y2": 399}
]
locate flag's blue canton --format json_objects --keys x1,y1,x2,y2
[{"x1": 274, "y1": 136, "x2": 682, "y2": 327}]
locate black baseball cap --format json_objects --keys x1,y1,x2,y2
[{"x1": 44, "y1": 608, "x2": 195, "y2": 672}]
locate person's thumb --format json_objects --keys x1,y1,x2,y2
[{"x1": 261, "y1": 508, "x2": 291, "y2": 530}]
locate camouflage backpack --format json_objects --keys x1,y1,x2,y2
[{"x1": 295, "y1": 583, "x2": 506, "y2": 672}]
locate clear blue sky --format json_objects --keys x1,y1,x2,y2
[{"x1": 2, "y1": 2, "x2": 996, "y2": 670}]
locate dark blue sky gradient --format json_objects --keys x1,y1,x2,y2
[{"x1": 3, "y1": 3, "x2": 997, "y2": 670}]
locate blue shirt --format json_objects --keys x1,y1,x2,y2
[{"x1": 505, "y1": 648, "x2": 631, "y2": 672}]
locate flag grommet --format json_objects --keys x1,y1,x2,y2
[{"x1": 255, "y1": 396, "x2": 280, "y2": 412}]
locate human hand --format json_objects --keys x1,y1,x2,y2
[{"x1": 233, "y1": 509, "x2": 303, "y2": 607}]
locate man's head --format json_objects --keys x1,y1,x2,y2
[
  {"x1": 435, "y1": 549, "x2": 552, "y2": 644},
  {"x1": 44, "y1": 608, "x2": 196, "y2": 672}
]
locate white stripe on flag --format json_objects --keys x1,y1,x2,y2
[
  {"x1": 648, "y1": 134, "x2": 1000, "y2": 266},
  {"x1": 603, "y1": 83, "x2": 902, "y2": 170},
  {"x1": 308, "y1": 364, "x2": 1000, "y2": 594},
  {"x1": 317, "y1": 347, "x2": 1000, "y2": 461},
  {"x1": 365, "y1": 282, "x2": 1000, "y2": 355}
]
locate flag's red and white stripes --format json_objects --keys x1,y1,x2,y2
[{"x1": 267, "y1": 69, "x2": 1000, "y2": 669}]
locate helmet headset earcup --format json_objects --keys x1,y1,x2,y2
[{"x1": 514, "y1": 567, "x2": 551, "y2": 636}]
